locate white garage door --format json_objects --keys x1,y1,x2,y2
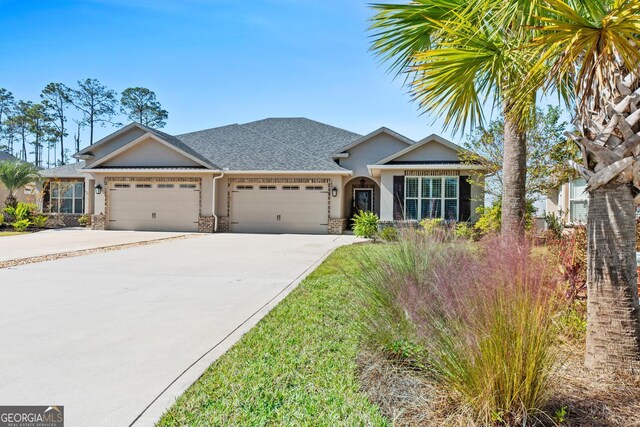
[
  {"x1": 108, "y1": 181, "x2": 200, "y2": 232},
  {"x1": 231, "y1": 183, "x2": 328, "y2": 234}
]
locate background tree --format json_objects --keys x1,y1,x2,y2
[
  {"x1": 71, "y1": 78, "x2": 117, "y2": 145},
  {"x1": 461, "y1": 105, "x2": 577, "y2": 200},
  {"x1": 120, "y1": 87, "x2": 168, "y2": 128},
  {"x1": 370, "y1": 0, "x2": 542, "y2": 236},
  {"x1": 25, "y1": 103, "x2": 53, "y2": 168},
  {"x1": 521, "y1": 0, "x2": 640, "y2": 373},
  {"x1": 0, "y1": 88, "x2": 15, "y2": 154},
  {"x1": 7, "y1": 101, "x2": 33, "y2": 161},
  {"x1": 41, "y1": 83, "x2": 71, "y2": 166},
  {"x1": 0, "y1": 160, "x2": 40, "y2": 207}
]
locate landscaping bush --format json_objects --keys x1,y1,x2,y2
[
  {"x1": 377, "y1": 226, "x2": 398, "y2": 242},
  {"x1": 475, "y1": 199, "x2": 537, "y2": 235},
  {"x1": 32, "y1": 215, "x2": 48, "y2": 228},
  {"x1": 78, "y1": 214, "x2": 90, "y2": 227},
  {"x1": 352, "y1": 211, "x2": 379, "y2": 238},
  {"x1": 419, "y1": 217, "x2": 444, "y2": 234},
  {"x1": 11, "y1": 219, "x2": 30, "y2": 232},
  {"x1": 546, "y1": 225, "x2": 587, "y2": 303},
  {"x1": 352, "y1": 232, "x2": 563, "y2": 425},
  {"x1": 544, "y1": 213, "x2": 564, "y2": 239},
  {"x1": 453, "y1": 221, "x2": 476, "y2": 241}
]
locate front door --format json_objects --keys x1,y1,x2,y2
[{"x1": 353, "y1": 189, "x2": 372, "y2": 213}]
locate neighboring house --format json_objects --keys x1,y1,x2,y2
[
  {"x1": 0, "y1": 151, "x2": 38, "y2": 205},
  {"x1": 40, "y1": 118, "x2": 486, "y2": 234},
  {"x1": 545, "y1": 177, "x2": 589, "y2": 224}
]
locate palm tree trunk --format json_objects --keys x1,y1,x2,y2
[
  {"x1": 585, "y1": 183, "x2": 640, "y2": 373},
  {"x1": 501, "y1": 113, "x2": 527, "y2": 236}
]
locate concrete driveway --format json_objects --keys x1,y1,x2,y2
[
  {"x1": 0, "y1": 229, "x2": 193, "y2": 263},
  {"x1": 0, "y1": 233, "x2": 359, "y2": 427}
]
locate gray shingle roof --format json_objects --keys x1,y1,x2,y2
[
  {"x1": 176, "y1": 118, "x2": 360, "y2": 171},
  {"x1": 0, "y1": 151, "x2": 22, "y2": 162},
  {"x1": 40, "y1": 161, "x2": 86, "y2": 178}
]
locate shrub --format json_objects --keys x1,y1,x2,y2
[
  {"x1": 3, "y1": 202, "x2": 37, "y2": 222},
  {"x1": 545, "y1": 213, "x2": 564, "y2": 239},
  {"x1": 78, "y1": 214, "x2": 90, "y2": 227},
  {"x1": 546, "y1": 225, "x2": 587, "y2": 303},
  {"x1": 352, "y1": 211, "x2": 379, "y2": 238},
  {"x1": 352, "y1": 232, "x2": 562, "y2": 425},
  {"x1": 419, "y1": 217, "x2": 444, "y2": 234},
  {"x1": 32, "y1": 215, "x2": 48, "y2": 228},
  {"x1": 475, "y1": 199, "x2": 537, "y2": 235},
  {"x1": 377, "y1": 226, "x2": 399, "y2": 242},
  {"x1": 11, "y1": 219, "x2": 30, "y2": 232},
  {"x1": 453, "y1": 221, "x2": 476, "y2": 241}
]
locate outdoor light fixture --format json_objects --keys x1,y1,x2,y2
[
  {"x1": 331, "y1": 186, "x2": 338, "y2": 197},
  {"x1": 359, "y1": 178, "x2": 366, "y2": 188},
  {"x1": 95, "y1": 184, "x2": 103, "y2": 195}
]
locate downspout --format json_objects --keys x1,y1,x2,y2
[{"x1": 212, "y1": 170, "x2": 226, "y2": 232}]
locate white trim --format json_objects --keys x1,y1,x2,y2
[
  {"x1": 85, "y1": 133, "x2": 216, "y2": 170},
  {"x1": 403, "y1": 176, "x2": 459, "y2": 221},
  {"x1": 75, "y1": 122, "x2": 146, "y2": 156},
  {"x1": 79, "y1": 168, "x2": 220, "y2": 174},
  {"x1": 222, "y1": 170, "x2": 353, "y2": 175},
  {"x1": 332, "y1": 127, "x2": 414, "y2": 156}
]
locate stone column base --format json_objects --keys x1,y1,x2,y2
[
  {"x1": 328, "y1": 218, "x2": 347, "y2": 235},
  {"x1": 216, "y1": 216, "x2": 230, "y2": 232},
  {"x1": 91, "y1": 214, "x2": 106, "y2": 230},
  {"x1": 198, "y1": 216, "x2": 214, "y2": 233}
]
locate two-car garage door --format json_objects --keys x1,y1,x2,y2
[
  {"x1": 230, "y1": 183, "x2": 329, "y2": 234},
  {"x1": 108, "y1": 181, "x2": 200, "y2": 232}
]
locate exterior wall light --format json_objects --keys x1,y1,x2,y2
[
  {"x1": 95, "y1": 184, "x2": 103, "y2": 195},
  {"x1": 331, "y1": 187, "x2": 338, "y2": 197}
]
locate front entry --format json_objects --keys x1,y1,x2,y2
[{"x1": 353, "y1": 188, "x2": 373, "y2": 213}]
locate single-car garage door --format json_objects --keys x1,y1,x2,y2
[
  {"x1": 230, "y1": 183, "x2": 328, "y2": 234},
  {"x1": 108, "y1": 181, "x2": 200, "y2": 232}
]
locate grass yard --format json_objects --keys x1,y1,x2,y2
[
  {"x1": 0, "y1": 231, "x2": 26, "y2": 237},
  {"x1": 158, "y1": 244, "x2": 388, "y2": 427}
]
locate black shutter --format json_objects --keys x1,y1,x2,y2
[
  {"x1": 393, "y1": 176, "x2": 405, "y2": 220},
  {"x1": 459, "y1": 175, "x2": 472, "y2": 221}
]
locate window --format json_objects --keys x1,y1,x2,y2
[
  {"x1": 569, "y1": 178, "x2": 588, "y2": 223},
  {"x1": 49, "y1": 181, "x2": 84, "y2": 214},
  {"x1": 179, "y1": 184, "x2": 197, "y2": 189},
  {"x1": 236, "y1": 185, "x2": 253, "y2": 190},
  {"x1": 259, "y1": 185, "x2": 276, "y2": 190},
  {"x1": 282, "y1": 185, "x2": 299, "y2": 190},
  {"x1": 136, "y1": 184, "x2": 152, "y2": 189},
  {"x1": 306, "y1": 185, "x2": 323, "y2": 190},
  {"x1": 404, "y1": 176, "x2": 458, "y2": 221},
  {"x1": 157, "y1": 183, "x2": 174, "y2": 189},
  {"x1": 114, "y1": 183, "x2": 130, "y2": 188}
]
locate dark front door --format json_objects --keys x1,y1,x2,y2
[{"x1": 354, "y1": 189, "x2": 372, "y2": 213}]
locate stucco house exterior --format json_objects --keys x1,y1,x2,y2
[
  {"x1": 545, "y1": 177, "x2": 588, "y2": 225},
  {"x1": 40, "y1": 118, "x2": 486, "y2": 234},
  {"x1": 0, "y1": 151, "x2": 38, "y2": 205}
]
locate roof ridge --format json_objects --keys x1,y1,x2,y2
[
  {"x1": 175, "y1": 123, "x2": 241, "y2": 137},
  {"x1": 237, "y1": 124, "x2": 348, "y2": 171}
]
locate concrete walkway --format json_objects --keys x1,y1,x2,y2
[
  {"x1": 0, "y1": 233, "x2": 360, "y2": 427},
  {"x1": 0, "y1": 229, "x2": 194, "y2": 262}
]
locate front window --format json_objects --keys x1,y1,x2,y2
[
  {"x1": 569, "y1": 178, "x2": 588, "y2": 223},
  {"x1": 49, "y1": 181, "x2": 84, "y2": 214},
  {"x1": 404, "y1": 176, "x2": 458, "y2": 221}
]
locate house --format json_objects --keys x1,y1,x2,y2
[
  {"x1": 545, "y1": 177, "x2": 588, "y2": 224},
  {"x1": 40, "y1": 118, "x2": 486, "y2": 234},
  {"x1": 0, "y1": 151, "x2": 38, "y2": 205}
]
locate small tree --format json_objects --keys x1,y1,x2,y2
[
  {"x1": 41, "y1": 83, "x2": 72, "y2": 166},
  {"x1": 0, "y1": 160, "x2": 40, "y2": 207},
  {"x1": 0, "y1": 88, "x2": 15, "y2": 153},
  {"x1": 120, "y1": 87, "x2": 168, "y2": 128}
]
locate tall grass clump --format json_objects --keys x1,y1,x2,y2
[{"x1": 353, "y1": 230, "x2": 563, "y2": 425}]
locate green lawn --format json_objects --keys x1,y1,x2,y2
[
  {"x1": 158, "y1": 244, "x2": 387, "y2": 427},
  {"x1": 0, "y1": 231, "x2": 26, "y2": 237}
]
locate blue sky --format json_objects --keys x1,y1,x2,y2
[{"x1": 0, "y1": 0, "x2": 486, "y2": 147}]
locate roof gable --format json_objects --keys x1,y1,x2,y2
[
  {"x1": 333, "y1": 127, "x2": 413, "y2": 155},
  {"x1": 376, "y1": 134, "x2": 464, "y2": 165}
]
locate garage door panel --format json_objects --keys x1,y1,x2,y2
[
  {"x1": 109, "y1": 182, "x2": 200, "y2": 232},
  {"x1": 230, "y1": 184, "x2": 329, "y2": 234}
]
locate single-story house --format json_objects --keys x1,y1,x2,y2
[
  {"x1": 40, "y1": 118, "x2": 486, "y2": 234},
  {"x1": 0, "y1": 151, "x2": 38, "y2": 205},
  {"x1": 545, "y1": 177, "x2": 588, "y2": 225}
]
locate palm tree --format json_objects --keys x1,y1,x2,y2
[
  {"x1": 370, "y1": 0, "x2": 540, "y2": 236},
  {"x1": 522, "y1": 0, "x2": 640, "y2": 373},
  {"x1": 0, "y1": 160, "x2": 40, "y2": 207}
]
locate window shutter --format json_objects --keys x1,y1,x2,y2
[
  {"x1": 393, "y1": 176, "x2": 405, "y2": 220},
  {"x1": 459, "y1": 176, "x2": 472, "y2": 221}
]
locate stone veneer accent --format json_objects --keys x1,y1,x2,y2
[
  {"x1": 91, "y1": 214, "x2": 106, "y2": 230},
  {"x1": 198, "y1": 216, "x2": 214, "y2": 233},
  {"x1": 328, "y1": 218, "x2": 347, "y2": 235},
  {"x1": 217, "y1": 216, "x2": 229, "y2": 232},
  {"x1": 45, "y1": 214, "x2": 83, "y2": 228}
]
